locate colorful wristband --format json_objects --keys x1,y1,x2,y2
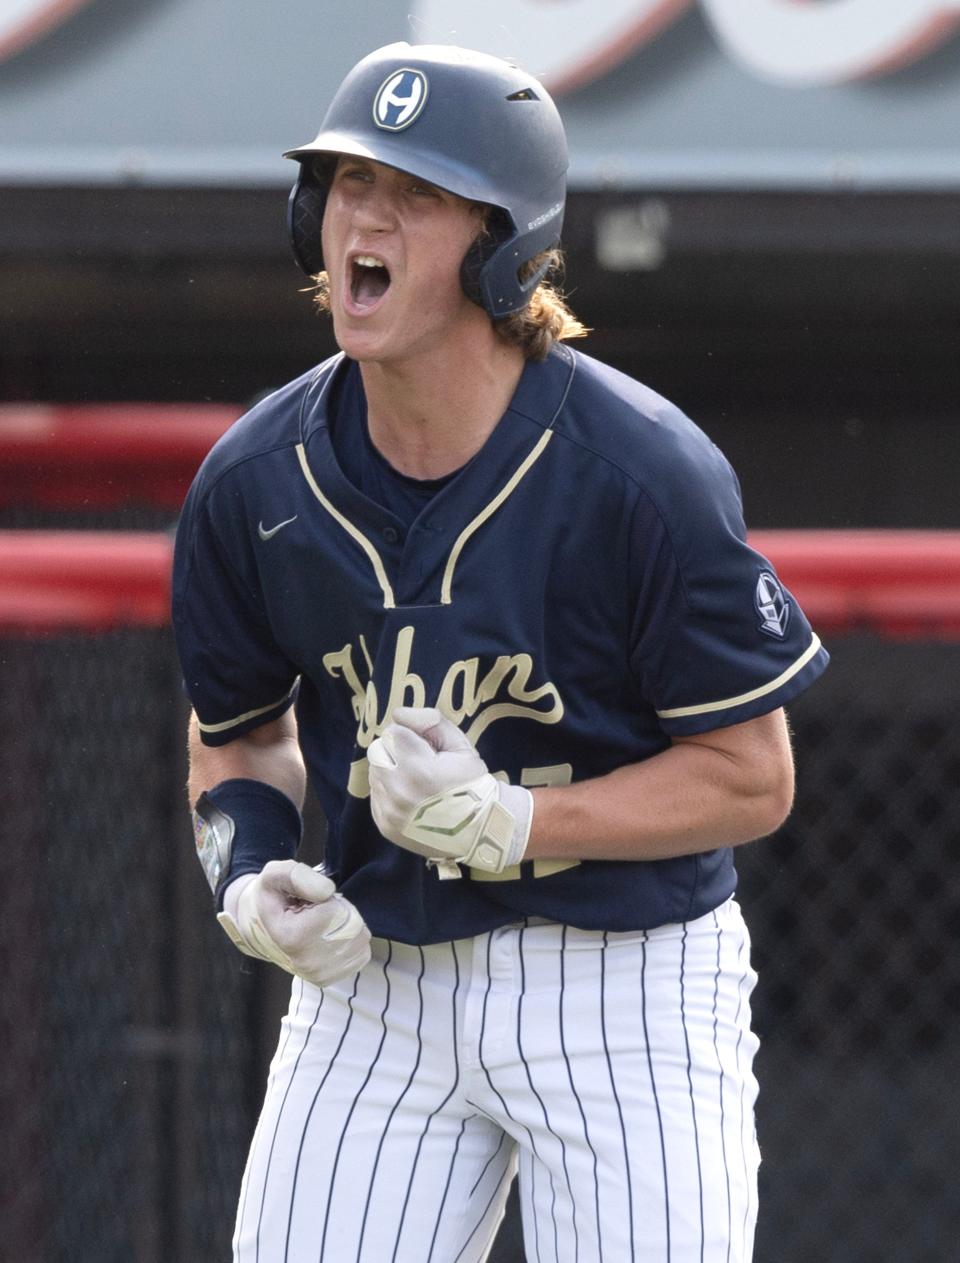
[{"x1": 192, "y1": 778, "x2": 303, "y2": 909}]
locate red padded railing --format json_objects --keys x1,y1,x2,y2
[
  {"x1": 0, "y1": 529, "x2": 958, "y2": 638},
  {"x1": 1, "y1": 406, "x2": 958, "y2": 635},
  {"x1": 0, "y1": 532, "x2": 173, "y2": 631},
  {"x1": 0, "y1": 404, "x2": 238, "y2": 510},
  {"x1": 749, "y1": 530, "x2": 960, "y2": 639}
]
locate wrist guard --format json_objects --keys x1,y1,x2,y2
[{"x1": 192, "y1": 778, "x2": 302, "y2": 909}]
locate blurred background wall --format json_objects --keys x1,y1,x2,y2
[{"x1": 1, "y1": 2, "x2": 958, "y2": 1259}]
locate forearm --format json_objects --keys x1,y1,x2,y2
[
  {"x1": 366, "y1": 705, "x2": 796, "y2": 877},
  {"x1": 525, "y1": 710, "x2": 795, "y2": 863},
  {"x1": 187, "y1": 709, "x2": 307, "y2": 809}
]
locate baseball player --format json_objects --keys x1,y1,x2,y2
[{"x1": 173, "y1": 42, "x2": 829, "y2": 1263}]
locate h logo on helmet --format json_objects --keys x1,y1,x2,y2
[{"x1": 373, "y1": 69, "x2": 429, "y2": 131}]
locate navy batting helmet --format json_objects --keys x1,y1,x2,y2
[{"x1": 283, "y1": 43, "x2": 568, "y2": 319}]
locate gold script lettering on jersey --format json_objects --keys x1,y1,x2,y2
[{"x1": 323, "y1": 625, "x2": 564, "y2": 798}]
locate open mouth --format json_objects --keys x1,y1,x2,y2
[{"x1": 350, "y1": 255, "x2": 391, "y2": 309}]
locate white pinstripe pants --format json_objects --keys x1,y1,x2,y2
[{"x1": 233, "y1": 896, "x2": 760, "y2": 1263}]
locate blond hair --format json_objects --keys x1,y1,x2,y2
[
  {"x1": 493, "y1": 247, "x2": 589, "y2": 361},
  {"x1": 309, "y1": 245, "x2": 588, "y2": 362}
]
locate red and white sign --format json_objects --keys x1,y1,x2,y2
[
  {"x1": 701, "y1": 0, "x2": 960, "y2": 85},
  {"x1": 0, "y1": 0, "x2": 95, "y2": 62},
  {"x1": 412, "y1": 0, "x2": 960, "y2": 89}
]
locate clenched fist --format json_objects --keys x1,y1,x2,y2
[
  {"x1": 217, "y1": 860, "x2": 371, "y2": 986},
  {"x1": 367, "y1": 706, "x2": 532, "y2": 877}
]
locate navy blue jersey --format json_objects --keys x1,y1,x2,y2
[{"x1": 172, "y1": 345, "x2": 828, "y2": 944}]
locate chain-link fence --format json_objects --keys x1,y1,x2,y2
[
  {"x1": 1, "y1": 627, "x2": 957, "y2": 1262},
  {"x1": 741, "y1": 637, "x2": 960, "y2": 1263},
  {"x1": 0, "y1": 631, "x2": 258, "y2": 1263}
]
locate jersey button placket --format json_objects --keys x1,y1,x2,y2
[{"x1": 394, "y1": 519, "x2": 454, "y2": 607}]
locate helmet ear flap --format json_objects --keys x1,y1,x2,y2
[
  {"x1": 461, "y1": 206, "x2": 558, "y2": 319},
  {"x1": 287, "y1": 160, "x2": 334, "y2": 277},
  {"x1": 460, "y1": 207, "x2": 514, "y2": 314}
]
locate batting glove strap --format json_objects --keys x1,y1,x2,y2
[{"x1": 402, "y1": 774, "x2": 532, "y2": 874}]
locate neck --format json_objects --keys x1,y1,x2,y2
[{"x1": 359, "y1": 325, "x2": 526, "y2": 480}]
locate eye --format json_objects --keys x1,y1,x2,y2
[
  {"x1": 409, "y1": 179, "x2": 441, "y2": 199},
  {"x1": 337, "y1": 162, "x2": 373, "y2": 185}
]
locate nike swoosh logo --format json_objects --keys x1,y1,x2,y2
[{"x1": 257, "y1": 515, "x2": 298, "y2": 541}]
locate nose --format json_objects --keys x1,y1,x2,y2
[{"x1": 353, "y1": 179, "x2": 399, "y2": 233}]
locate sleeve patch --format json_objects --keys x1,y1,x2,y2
[{"x1": 756, "y1": 571, "x2": 790, "y2": 639}]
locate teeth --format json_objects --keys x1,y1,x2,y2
[{"x1": 354, "y1": 255, "x2": 386, "y2": 268}]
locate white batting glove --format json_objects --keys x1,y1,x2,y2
[
  {"x1": 367, "y1": 706, "x2": 532, "y2": 877},
  {"x1": 216, "y1": 860, "x2": 371, "y2": 986}
]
